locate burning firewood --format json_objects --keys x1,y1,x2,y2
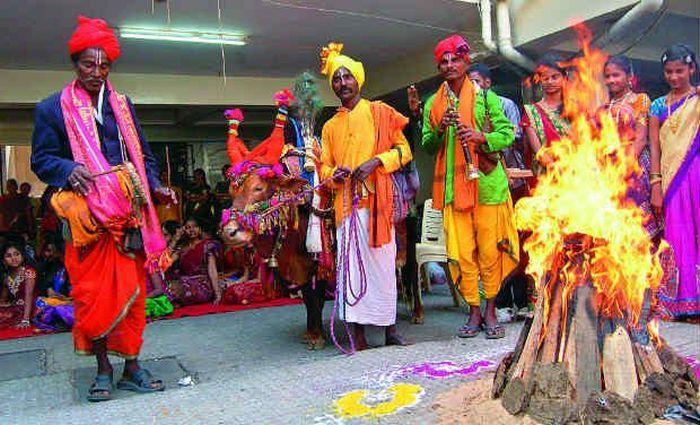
[{"x1": 491, "y1": 26, "x2": 699, "y2": 423}]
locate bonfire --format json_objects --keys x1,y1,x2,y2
[{"x1": 491, "y1": 27, "x2": 699, "y2": 423}]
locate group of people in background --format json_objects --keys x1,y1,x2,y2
[{"x1": 0, "y1": 189, "x2": 265, "y2": 331}]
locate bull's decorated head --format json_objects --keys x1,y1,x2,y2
[
  {"x1": 220, "y1": 90, "x2": 310, "y2": 248},
  {"x1": 221, "y1": 161, "x2": 310, "y2": 248}
]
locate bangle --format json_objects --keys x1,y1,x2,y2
[
  {"x1": 649, "y1": 177, "x2": 662, "y2": 185},
  {"x1": 650, "y1": 172, "x2": 662, "y2": 178}
]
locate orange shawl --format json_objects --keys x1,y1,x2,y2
[
  {"x1": 368, "y1": 101, "x2": 409, "y2": 247},
  {"x1": 428, "y1": 81, "x2": 478, "y2": 211}
]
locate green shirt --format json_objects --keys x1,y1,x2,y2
[{"x1": 421, "y1": 87, "x2": 514, "y2": 205}]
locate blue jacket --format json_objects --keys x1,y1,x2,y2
[{"x1": 31, "y1": 89, "x2": 160, "y2": 190}]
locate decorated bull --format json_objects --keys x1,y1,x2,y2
[{"x1": 220, "y1": 86, "x2": 332, "y2": 350}]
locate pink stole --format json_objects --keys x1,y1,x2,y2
[{"x1": 60, "y1": 80, "x2": 168, "y2": 272}]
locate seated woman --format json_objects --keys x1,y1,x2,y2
[
  {"x1": 161, "y1": 220, "x2": 183, "y2": 280},
  {"x1": 34, "y1": 239, "x2": 74, "y2": 331},
  {"x1": 166, "y1": 217, "x2": 222, "y2": 305},
  {"x1": 0, "y1": 242, "x2": 37, "y2": 329},
  {"x1": 37, "y1": 239, "x2": 71, "y2": 299},
  {"x1": 221, "y1": 245, "x2": 257, "y2": 284}
]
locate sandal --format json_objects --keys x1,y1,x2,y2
[
  {"x1": 117, "y1": 368, "x2": 165, "y2": 393},
  {"x1": 457, "y1": 323, "x2": 482, "y2": 338},
  {"x1": 484, "y1": 324, "x2": 506, "y2": 339},
  {"x1": 87, "y1": 374, "x2": 113, "y2": 402}
]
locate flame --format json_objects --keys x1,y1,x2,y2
[
  {"x1": 515, "y1": 25, "x2": 664, "y2": 325},
  {"x1": 647, "y1": 318, "x2": 661, "y2": 347}
]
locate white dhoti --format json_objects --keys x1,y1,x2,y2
[{"x1": 336, "y1": 208, "x2": 397, "y2": 326}]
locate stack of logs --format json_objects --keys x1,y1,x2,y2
[{"x1": 492, "y1": 234, "x2": 699, "y2": 423}]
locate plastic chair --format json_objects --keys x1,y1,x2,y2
[{"x1": 415, "y1": 199, "x2": 448, "y2": 293}]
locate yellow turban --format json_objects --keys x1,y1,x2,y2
[{"x1": 319, "y1": 42, "x2": 365, "y2": 89}]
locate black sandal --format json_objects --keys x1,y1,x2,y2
[
  {"x1": 484, "y1": 324, "x2": 506, "y2": 339},
  {"x1": 87, "y1": 374, "x2": 113, "y2": 402},
  {"x1": 457, "y1": 323, "x2": 481, "y2": 338},
  {"x1": 117, "y1": 368, "x2": 165, "y2": 393}
]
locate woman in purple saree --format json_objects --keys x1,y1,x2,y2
[{"x1": 649, "y1": 44, "x2": 700, "y2": 319}]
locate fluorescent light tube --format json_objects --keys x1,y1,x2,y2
[{"x1": 120, "y1": 28, "x2": 246, "y2": 46}]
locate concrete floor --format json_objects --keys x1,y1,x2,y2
[{"x1": 0, "y1": 285, "x2": 697, "y2": 424}]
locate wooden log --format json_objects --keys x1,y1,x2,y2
[
  {"x1": 492, "y1": 352, "x2": 513, "y2": 399},
  {"x1": 493, "y1": 317, "x2": 533, "y2": 398},
  {"x1": 539, "y1": 281, "x2": 563, "y2": 364},
  {"x1": 509, "y1": 294, "x2": 545, "y2": 383},
  {"x1": 632, "y1": 343, "x2": 648, "y2": 385},
  {"x1": 602, "y1": 325, "x2": 638, "y2": 401},
  {"x1": 563, "y1": 317, "x2": 577, "y2": 385},
  {"x1": 634, "y1": 342, "x2": 664, "y2": 377},
  {"x1": 573, "y1": 285, "x2": 602, "y2": 407},
  {"x1": 508, "y1": 316, "x2": 533, "y2": 374},
  {"x1": 501, "y1": 377, "x2": 530, "y2": 415}
]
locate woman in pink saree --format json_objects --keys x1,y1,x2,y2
[{"x1": 649, "y1": 44, "x2": 700, "y2": 320}]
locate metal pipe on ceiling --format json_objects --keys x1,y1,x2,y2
[
  {"x1": 594, "y1": 0, "x2": 666, "y2": 53},
  {"x1": 495, "y1": 0, "x2": 536, "y2": 71},
  {"x1": 479, "y1": 0, "x2": 498, "y2": 54}
]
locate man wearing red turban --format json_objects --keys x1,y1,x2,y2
[
  {"x1": 31, "y1": 16, "x2": 170, "y2": 401},
  {"x1": 419, "y1": 34, "x2": 518, "y2": 339}
]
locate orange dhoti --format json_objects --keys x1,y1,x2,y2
[{"x1": 65, "y1": 236, "x2": 147, "y2": 359}]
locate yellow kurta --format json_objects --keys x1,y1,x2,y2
[
  {"x1": 320, "y1": 98, "x2": 412, "y2": 326},
  {"x1": 319, "y1": 99, "x2": 412, "y2": 225}
]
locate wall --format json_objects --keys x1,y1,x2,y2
[{"x1": 0, "y1": 69, "x2": 338, "y2": 106}]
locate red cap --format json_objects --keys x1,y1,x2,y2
[
  {"x1": 434, "y1": 34, "x2": 470, "y2": 64},
  {"x1": 68, "y1": 15, "x2": 121, "y2": 61}
]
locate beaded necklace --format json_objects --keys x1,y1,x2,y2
[{"x1": 6, "y1": 266, "x2": 25, "y2": 296}]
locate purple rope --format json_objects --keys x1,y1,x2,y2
[{"x1": 329, "y1": 184, "x2": 370, "y2": 355}]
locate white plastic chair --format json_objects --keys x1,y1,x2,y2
[{"x1": 415, "y1": 199, "x2": 448, "y2": 293}]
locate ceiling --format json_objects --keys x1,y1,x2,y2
[
  {"x1": 0, "y1": 0, "x2": 479, "y2": 77},
  {"x1": 524, "y1": 0, "x2": 699, "y2": 63},
  {"x1": 1, "y1": 1, "x2": 697, "y2": 145}
]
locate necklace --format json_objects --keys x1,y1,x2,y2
[
  {"x1": 539, "y1": 98, "x2": 561, "y2": 112},
  {"x1": 666, "y1": 88, "x2": 694, "y2": 133},
  {"x1": 608, "y1": 91, "x2": 633, "y2": 124},
  {"x1": 6, "y1": 267, "x2": 24, "y2": 296}
]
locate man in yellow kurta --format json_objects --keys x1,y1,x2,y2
[{"x1": 318, "y1": 43, "x2": 412, "y2": 350}]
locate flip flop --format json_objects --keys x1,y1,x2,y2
[
  {"x1": 484, "y1": 324, "x2": 506, "y2": 339},
  {"x1": 457, "y1": 323, "x2": 481, "y2": 338},
  {"x1": 87, "y1": 374, "x2": 113, "y2": 402},
  {"x1": 117, "y1": 368, "x2": 165, "y2": 393}
]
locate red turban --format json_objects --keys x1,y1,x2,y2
[
  {"x1": 433, "y1": 34, "x2": 470, "y2": 64},
  {"x1": 68, "y1": 15, "x2": 121, "y2": 61}
]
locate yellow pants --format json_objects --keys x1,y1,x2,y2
[{"x1": 443, "y1": 200, "x2": 519, "y2": 306}]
